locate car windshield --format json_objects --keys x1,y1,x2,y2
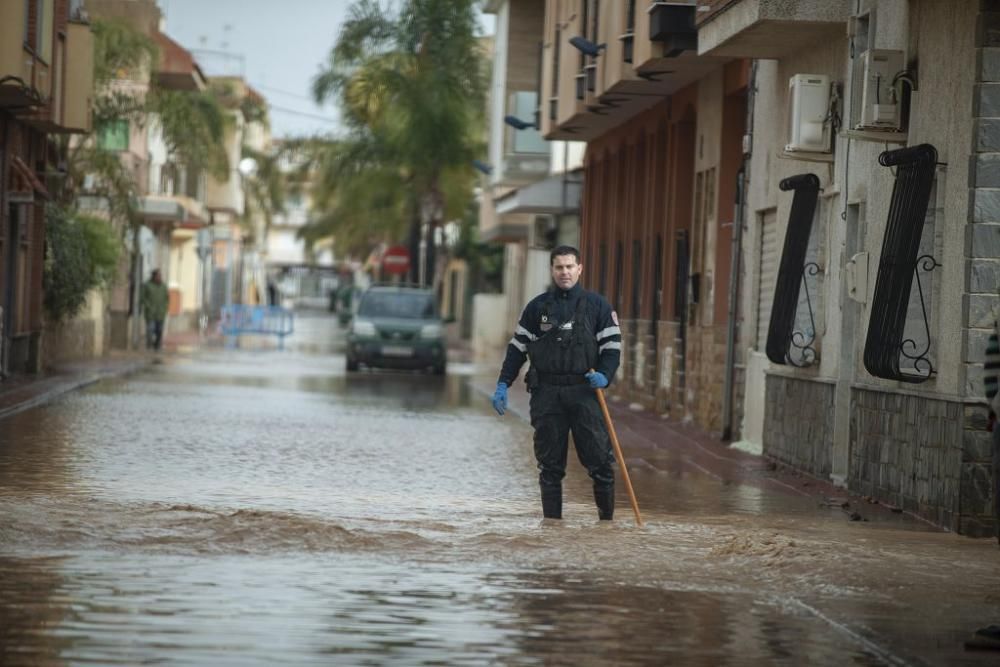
[{"x1": 358, "y1": 291, "x2": 437, "y2": 319}]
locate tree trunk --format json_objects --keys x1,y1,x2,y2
[
  {"x1": 424, "y1": 220, "x2": 436, "y2": 289},
  {"x1": 408, "y1": 216, "x2": 421, "y2": 285}
]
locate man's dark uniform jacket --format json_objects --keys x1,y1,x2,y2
[{"x1": 498, "y1": 283, "x2": 622, "y2": 387}]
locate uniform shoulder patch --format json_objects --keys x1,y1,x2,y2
[{"x1": 611, "y1": 310, "x2": 619, "y2": 325}]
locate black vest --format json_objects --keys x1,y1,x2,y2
[{"x1": 527, "y1": 292, "x2": 598, "y2": 376}]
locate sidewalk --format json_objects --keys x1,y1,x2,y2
[
  {"x1": 465, "y1": 371, "x2": 939, "y2": 526},
  {"x1": 0, "y1": 323, "x2": 217, "y2": 422},
  {"x1": 0, "y1": 352, "x2": 153, "y2": 422}
]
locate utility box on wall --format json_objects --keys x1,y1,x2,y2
[
  {"x1": 852, "y1": 49, "x2": 906, "y2": 131},
  {"x1": 785, "y1": 74, "x2": 831, "y2": 153}
]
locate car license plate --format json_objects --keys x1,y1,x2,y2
[{"x1": 381, "y1": 345, "x2": 414, "y2": 357}]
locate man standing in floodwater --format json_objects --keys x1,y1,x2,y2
[{"x1": 492, "y1": 245, "x2": 623, "y2": 520}]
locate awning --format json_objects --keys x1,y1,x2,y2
[
  {"x1": 479, "y1": 221, "x2": 529, "y2": 244},
  {"x1": 494, "y1": 173, "x2": 582, "y2": 216},
  {"x1": 139, "y1": 195, "x2": 208, "y2": 227}
]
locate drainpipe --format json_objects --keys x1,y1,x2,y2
[{"x1": 721, "y1": 61, "x2": 757, "y2": 442}]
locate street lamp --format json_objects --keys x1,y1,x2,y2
[
  {"x1": 238, "y1": 157, "x2": 258, "y2": 178},
  {"x1": 504, "y1": 115, "x2": 535, "y2": 131},
  {"x1": 569, "y1": 36, "x2": 606, "y2": 57},
  {"x1": 196, "y1": 227, "x2": 213, "y2": 336}
]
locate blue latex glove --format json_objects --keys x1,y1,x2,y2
[
  {"x1": 492, "y1": 382, "x2": 508, "y2": 415},
  {"x1": 585, "y1": 370, "x2": 609, "y2": 389}
]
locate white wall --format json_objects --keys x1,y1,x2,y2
[
  {"x1": 473, "y1": 293, "x2": 510, "y2": 362},
  {"x1": 739, "y1": 0, "x2": 978, "y2": 470}
]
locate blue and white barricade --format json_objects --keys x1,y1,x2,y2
[{"x1": 219, "y1": 305, "x2": 295, "y2": 349}]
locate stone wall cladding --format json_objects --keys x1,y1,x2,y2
[
  {"x1": 961, "y1": 403, "x2": 997, "y2": 537},
  {"x1": 961, "y1": 1, "x2": 1000, "y2": 537},
  {"x1": 610, "y1": 319, "x2": 731, "y2": 436},
  {"x1": 763, "y1": 374, "x2": 834, "y2": 478},
  {"x1": 849, "y1": 388, "x2": 967, "y2": 532},
  {"x1": 685, "y1": 325, "x2": 728, "y2": 434}
]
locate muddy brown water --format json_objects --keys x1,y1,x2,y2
[{"x1": 1, "y1": 337, "x2": 999, "y2": 665}]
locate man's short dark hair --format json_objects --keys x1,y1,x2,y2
[{"x1": 550, "y1": 245, "x2": 581, "y2": 266}]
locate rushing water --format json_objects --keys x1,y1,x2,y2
[{"x1": 1, "y1": 318, "x2": 999, "y2": 665}]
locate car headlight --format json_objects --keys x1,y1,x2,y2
[
  {"x1": 420, "y1": 323, "x2": 443, "y2": 339},
  {"x1": 352, "y1": 320, "x2": 377, "y2": 336}
]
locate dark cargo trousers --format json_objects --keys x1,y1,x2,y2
[{"x1": 529, "y1": 383, "x2": 616, "y2": 519}]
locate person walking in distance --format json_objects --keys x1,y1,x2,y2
[
  {"x1": 492, "y1": 245, "x2": 623, "y2": 520},
  {"x1": 140, "y1": 269, "x2": 169, "y2": 351}
]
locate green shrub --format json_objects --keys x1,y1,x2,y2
[{"x1": 43, "y1": 207, "x2": 121, "y2": 322}]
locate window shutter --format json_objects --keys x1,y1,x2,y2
[{"x1": 757, "y1": 209, "x2": 779, "y2": 351}]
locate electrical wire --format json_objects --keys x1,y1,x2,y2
[{"x1": 267, "y1": 104, "x2": 339, "y2": 123}]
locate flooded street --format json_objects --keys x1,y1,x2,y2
[{"x1": 2, "y1": 314, "x2": 999, "y2": 666}]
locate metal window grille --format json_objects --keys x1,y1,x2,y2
[
  {"x1": 765, "y1": 173, "x2": 821, "y2": 366},
  {"x1": 863, "y1": 143, "x2": 939, "y2": 383}
]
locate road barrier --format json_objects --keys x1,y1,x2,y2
[{"x1": 220, "y1": 305, "x2": 295, "y2": 349}]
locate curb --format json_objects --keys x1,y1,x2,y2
[{"x1": 0, "y1": 359, "x2": 151, "y2": 422}]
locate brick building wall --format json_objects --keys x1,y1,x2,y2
[
  {"x1": 764, "y1": 374, "x2": 835, "y2": 479},
  {"x1": 850, "y1": 389, "x2": 965, "y2": 532}
]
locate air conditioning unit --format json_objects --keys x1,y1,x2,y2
[
  {"x1": 852, "y1": 49, "x2": 905, "y2": 131},
  {"x1": 785, "y1": 74, "x2": 831, "y2": 153}
]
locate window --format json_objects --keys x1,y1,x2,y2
[
  {"x1": 652, "y1": 235, "x2": 663, "y2": 324},
  {"x1": 590, "y1": 0, "x2": 600, "y2": 43},
  {"x1": 756, "y1": 209, "x2": 779, "y2": 350},
  {"x1": 615, "y1": 241, "x2": 624, "y2": 312},
  {"x1": 631, "y1": 239, "x2": 642, "y2": 318},
  {"x1": 97, "y1": 120, "x2": 129, "y2": 152},
  {"x1": 550, "y1": 28, "x2": 561, "y2": 121},
  {"x1": 358, "y1": 291, "x2": 436, "y2": 319},
  {"x1": 599, "y1": 242, "x2": 608, "y2": 295},
  {"x1": 69, "y1": 0, "x2": 86, "y2": 21},
  {"x1": 511, "y1": 92, "x2": 547, "y2": 153},
  {"x1": 623, "y1": 0, "x2": 636, "y2": 63},
  {"x1": 691, "y1": 167, "x2": 716, "y2": 324},
  {"x1": 552, "y1": 27, "x2": 561, "y2": 96},
  {"x1": 29, "y1": 0, "x2": 55, "y2": 62}
]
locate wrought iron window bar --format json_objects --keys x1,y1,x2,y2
[
  {"x1": 863, "y1": 143, "x2": 939, "y2": 383},
  {"x1": 766, "y1": 173, "x2": 822, "y2": 367}
]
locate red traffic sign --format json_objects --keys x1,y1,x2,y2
[{"x1": 382, "y1": 245, "x2": 410, "y2": 275}]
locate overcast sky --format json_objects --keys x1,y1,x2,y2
[{"x1": 160, "y1": 0, "x2": 495, "y2": 139}]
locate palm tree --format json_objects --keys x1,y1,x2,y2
[
  {"x1": 309, "y1": 0, "x2": 486, "y2": 286},
  {"x1": 47, "y1": 18, "x2": 231, "y2": 324}
]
